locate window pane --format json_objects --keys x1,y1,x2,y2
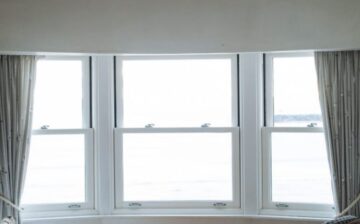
[
  {"x1": 122, "y1": 58, "x2": 233, "y2": 127},
  {"x1": 273, "y1": 56, "x2": 322, "y2": 127},
  {"x1": 271, "y1": 132, "x2": 333, "y2": 204},
  {"x1": 22, "y1": 134, "x2": 85, "y2": 204},
  {"x1": 32, "y1": 59, "x2": 85, "y2": 129},
  {"x1": 122, "y1": 133, "x2": 233, "y2": 201}
]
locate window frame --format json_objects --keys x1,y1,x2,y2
[
  {"x1": 114, "y1": 127, "x2": 240, "y2": 209},
  {"x1": 114, "y1": 54, "x2": 241, "y2": 209},
  {"x1": 262, "y1": 127, "x2": 334, "y2": 212},
  {"x1": 264, "y1": 52, "x2": 317, "y2": 127},
  {"x1": 115, "y1": 54, "x2": 239, "y2": 128},
  {"x1": 22, "y1": 56, "x2": 95, "y2": 212},
  {"x1": 262, "y1": 52, "x2": 334, "y2": 215}
]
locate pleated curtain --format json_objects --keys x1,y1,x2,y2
[
  {"x1": 0, "y1": 55, "x2": 36, "y2": 224},
  {"x1": 315, "y1": 51, "x2": 360, "y2": 216}
]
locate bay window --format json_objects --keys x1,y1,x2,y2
[{"x1": 18, "y1": 53, "x2": 337, "y2": 219}]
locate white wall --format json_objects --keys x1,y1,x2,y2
[{"x1": 0, "y1": 0, "x2": 360, "y2": 54}]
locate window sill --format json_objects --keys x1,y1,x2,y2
[
  {"x1": 111, "y1": 208, "x2": 243, "y2": 216},
  {"x1": 21, "y1": 209, "x2": 99, "y2": 219},
  {"x1": 260, "y1": 208, "x2": 335, "y2": 219},
  {"x1": 22, "y1": 208, "x2": 333, "y2": 224},
  {"x1": 22, "y1": 213, "x2": 331, "y2": 224}
]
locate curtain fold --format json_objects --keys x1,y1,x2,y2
[
  {"x1": 0, "y1": 55, "x2": 36, "y2": 224},
  {"x1": 315, "y1": 51, "x2": 360, "y2": 216}
]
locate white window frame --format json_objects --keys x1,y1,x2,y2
[
  {"x1": 114, "y1": 127, "x2": 240, "y2": 209},
  {"x1": 114, "y1": 54, "x2": 241, "y2": 209},
  {"x1": 264, "y1": 52, "x2": 316, "y2": 127},
  {"x1": 21, "y1": 56, "x2": 95, "y2": 213},
  {"x1": 261, "y1": 52, "x2": 334, "y2": 217},
  {"x1": 115, "y1": 54, "x2": 239, "y2": 128}
]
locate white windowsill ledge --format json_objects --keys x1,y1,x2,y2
[{"x1": 22, "y1": 212, "x2": 332, "y2": 224}]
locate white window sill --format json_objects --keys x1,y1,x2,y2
[
  {"x1": 21, "y1": 209, "x2": 99, "y2": 220},
  {"x1": 22, "y1": 214, "x2": 331, "y2": 224},
  {"x1": 112, "y1": 208, "x2": 244, "y2": 216},
  {"x1": 22, "y1": 209, "x2": 333, "y2": 224},
  {"x1": 260, "y1": 208, "x2": 335, "y2": 219}
]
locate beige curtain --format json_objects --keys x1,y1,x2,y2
[
  {"x1": 315, "y1": 51, "x2": 360, "y2": 216},
  {"x1": 0, "y1": 55, "x2": 36, "y2": 224}
]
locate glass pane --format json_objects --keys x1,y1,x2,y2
[
  {"x1": 122, "y1": 58, "x2": 233, "y2": 127},
  {"x1": 271, "y1": 132, "x2": 333, "y2": 204},
  {"x1": 32, "y1": 59, "x2": 85, "y2": 129},
  {"x1": 273, "y1": 56, "x2": 322, "y2": 127},
  {"x1": 22, "y1": 134, "x2": 85, "y2": 204},
  {"x1": 122, "y1": 133, "x2": 233, "y2": 201}
]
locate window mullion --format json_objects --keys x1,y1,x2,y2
[
  {"x1": 91, "y1": 56, "x2": 116, "y2": 215},
  {"x1": 239, "y1": 53, "x2": 264, "y2": 215}
]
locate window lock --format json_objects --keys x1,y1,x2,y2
[
  {"x1": 307, "y1": 123, "x2": 318, "y2": 128},
  {"x1": 68, "y1": 204, "x2": 81, "y2": 209},
  {"x1": 213, "y1": 202, "x2": 227, "y2": 207},
  {"x1": 40, "y1": 125, "x2": 50, "y2": 130},
  {"x1": 128, "y1": 202, "x2": 142, "y2": 208},
  {"x1": 275, "y1": 203, "x2": 289, "y2": 209},
  {"x1": 201, "y1": 123, "x2": 211, "y2": 128}
]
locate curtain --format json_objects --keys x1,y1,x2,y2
[
  {"x1": 315, "y1": 51, "x2": 360, "y2": 216},
  {"x1": 0, "y1": 55, "x2": 36, "y2": 224}
]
